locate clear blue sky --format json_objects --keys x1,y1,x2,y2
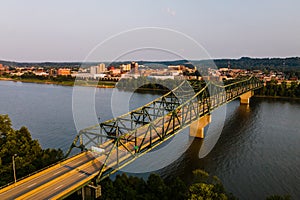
[{"x1": 0, "y1": 0, "x2": 299, "y2": 61}]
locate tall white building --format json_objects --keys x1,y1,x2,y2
[
  {"x1": 97, "y1": 63, "x2": 106, "y2": 73},
  {"x1": 90, "y1": 63, "x2": 106, "y2": 74},
  {"x1": 90, "y1": 66, "x2": 97, "y2": 74}
]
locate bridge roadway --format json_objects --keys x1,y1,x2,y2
[
  {"x1": 0, "y1": 152, "x2": 96, "y2": 199},
  {"x1": 0, "y1": 113, "x2": 180, "y2": 199}
]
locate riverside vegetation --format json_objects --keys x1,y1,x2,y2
[
  {"x1": 256, "y1": 79, "x2": 300, "y2": 98},
  {"x1": 0, "y1": 72, "x2": 117, "y2": 88},
  {"x1": 68, "y1": 170, "x2": 290, "y2": 200},
  {"x1": 66, "y1": 169, "x2": 237, "y2": 200},
  {"x1": 0, "y1": 114, "x2": 64, "y2": 187},
  {"x1": 117, "y1": 76, "x2": 300, "y2": 99}
]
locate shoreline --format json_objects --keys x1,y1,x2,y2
[
  {"x1": 1, "y1": 78, "x2": 300, "y2": 99},
  {"x1": 0, "y1": 77, "x2": 115, "y2": 89}
]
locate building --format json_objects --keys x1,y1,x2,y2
[
  {"x1": 34, "y1": 72, "x2": 48, "y2": 76},
  {"x1": 90, "y1": 64, "x2": 106, "y2": 75},
  {"x1": 74, "y1": 73, "x2": 94, "y2": 79},
  {"x1": 148, "y1": 75, "x2": 175, "y2": 80},
  {"x1": 110, "y1": 68, "x2": 121, "y2": 76},
  {"x1": 120, "y1": 63, "x2": 131, "y2": 72},
  {"x1": 90, "y1": 66, "x2": 97, "y2": 74},
  {"x1": 131, "y1": 62, "x2": 138, "y2": 74},
  {"x1": 36, "y1": 67, "x2": 44, "y2": 73},
  {"x1": 57, "y1": 68, "x2": 71, "y2": 76},
  {"x1": 168, "y1": 65, "x2": 182, "y2": 70},
  {"x1": 0, "y1": 64, "x2": 8, "y2": 75},
  {"x1": 97, "y1": 63, "x2": 106, "y2": 73},
  {"x1": 49, "y1": 69, "x2": 57, "y2": 76}
]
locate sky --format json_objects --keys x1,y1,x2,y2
[{"x1": 0, "y1": 0, "x2": 299, "y2": 62}]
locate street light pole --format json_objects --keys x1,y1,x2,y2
[{"x1": 12, "y1": 154, "x2": 17, "y2": 183}]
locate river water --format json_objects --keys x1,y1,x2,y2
[{"x1": 0, "y1": 81, "x2": 299, "y2": 199}]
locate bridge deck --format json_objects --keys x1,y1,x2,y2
[{"x1": 0, "y1": 152, "x2": 95, "y2": 199}]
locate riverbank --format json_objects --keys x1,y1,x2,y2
[
  {"x1": 0, "y1": 77, "x2": 116, "y2": 88},
  {"x1": 2, "y1": 77, "x2": 300, "y2": 99}
]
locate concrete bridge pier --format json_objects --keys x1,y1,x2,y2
[
  {"x1": 77, "y1": 184, "x2": 101, "y2": 200},
  {"x1": 190, "y1": 115, "x2": 211, "y2": 138},
  {"x1": 240, "y1": 91, "x2": 253, "y2": 105}
]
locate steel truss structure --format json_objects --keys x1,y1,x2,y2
[{"x1": 66, "y1": 76, "x2": 262, "y2": 184}]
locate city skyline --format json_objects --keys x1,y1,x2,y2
[{"x1": 1, "y1": 0, "x2": 300, "y2": 62}]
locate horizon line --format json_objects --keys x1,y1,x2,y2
[{"x1": 1, "y1": 56, "x2": 300, "y2": 64}]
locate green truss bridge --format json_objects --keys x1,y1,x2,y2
[{"x1": 0, "y1": 76, "x2": 262, "y2": 200}]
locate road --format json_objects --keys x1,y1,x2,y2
[{"x1": 0, "y1": 152, "x2": 96, "y2": 199}]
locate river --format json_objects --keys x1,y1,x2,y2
[{"x1": 0, "y1": 81, "x2": 299, "y2": 199}]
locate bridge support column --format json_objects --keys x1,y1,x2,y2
[
  {"x1": 190, "y1": 115, "x2": 211, "y2": 138},
  {"x1": 240, "y1": 91, "x2": 253, "y2": 105},
  {"x1": 77, "y1": 184, "x2": 101, "y2": 200}
]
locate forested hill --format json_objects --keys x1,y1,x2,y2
[
  {"x1": 0, "y1": 60, "x2": 83, "y2": 68},
  {"x1": 212, "y1": 57, "x2": 300, "y2": 70},
  {"x1": 1, "y1": 57, "x2": 300, "y2": 70},
  {"x1": 139, "y1": 57, "x2": 300, "y2": 70}
]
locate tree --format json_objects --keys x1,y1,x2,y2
[
  {"x1": 168, "y1": 177, "x2": 188, "y2": 200},
  {"x1": 100, "y1": 178, "x2": 117, "y2": 200},
  {"x1": 113, "y1": 173, "x2": 137, "y2": 199},
  {"x1": 188, "y1": 169, "x2": 235, "y2": 200},
  {"x1": 189, "y1": 183, "x2": 228, "y2": 200},
  {"x1": 0, "y1": 114, "x2": 13, "y2": 143},
  {"x1": 147, "y1": 173, "x2": 169, "y2": 200},
  {"x1": 0, "y1": 114, "x2": 64, "y2": 186}
]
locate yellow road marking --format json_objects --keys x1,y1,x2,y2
[
  {"x1": 15, "y1": 154, "x2": 105, "y2": 200},
  {"x1": 0, "y1": 152, "x2": 87, "y2": 194}
]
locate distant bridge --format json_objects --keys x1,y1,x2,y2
[{"x1": 0, "y1": 76, "x2": 262, "y2": 199}]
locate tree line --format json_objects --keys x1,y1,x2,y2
[
  {"x1": 118, "y1": 77, "x2": 300, "y2": 99},
  {"x1": 256, "y1": 80, "x2": 300, "y2": 98},
  {"x1": 68, "y1": 169, "x2": 290, "y2": 200},
  {"x1": 100, "y1": 169, "x2": 236, "y2": 200},
  {"x1": 66, "y1": 169, "x2": 236, "y2": 200},
  {"x1": 116, "y1": 77, "x2": 184, "y2": 92},
  {"x1": 0, "y1": 114, "x2": 64, "y2": 187},
  {"x1": 20, "y1": 72, "x2": 75, "y2": 82}
]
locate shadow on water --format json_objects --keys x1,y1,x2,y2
[
  {"x1": 154, "y1": 136, "x2": 204, "y2": 184},
  {"x1": 158, "y1": 100, "x2": 260, "y2": 184}
]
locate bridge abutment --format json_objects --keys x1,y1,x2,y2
[
  {"x1": 190, "y1": 115, "x2": 211, "y2": 138},
  {"x1": 240, "y1": 91, "x2": 253, "y2": 104}
]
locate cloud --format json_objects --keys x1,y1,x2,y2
[{"x1": 165, "y1": 7, "x2": 176, "y2": 16}]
